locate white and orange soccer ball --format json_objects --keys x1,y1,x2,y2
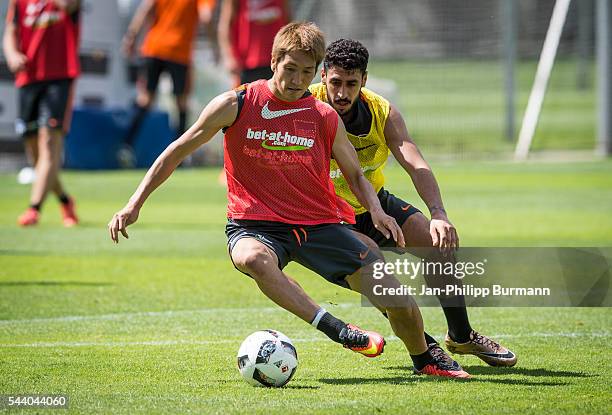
[{"x1": 237, "y1": 330, "x2": 298, "y2": 387}]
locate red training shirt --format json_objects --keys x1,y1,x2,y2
[
  {"x1": 230, "y1": 0, "x2": 288, "y2": 71},
  {"x1": 7, "y1": 0, "x2": 80, "y2": 87},
  {"x1": 223, "y1": 80, "x2": 355, "y2": 225}
]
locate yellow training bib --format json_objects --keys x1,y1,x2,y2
[{"x1": 309, "y1": 83, "x2": 390, "y2": 214}]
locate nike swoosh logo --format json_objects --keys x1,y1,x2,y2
[
  {"x1": 359, "y1": 248, "x2": 370, "y2": 260},
  {"x1": 401, "y1": 204, "x2": 412, "y2": 211},
  {"x1": 479, "y1": 351, "x2": 515, "y2": 359},
  {"x1": 354, "y1": 143, "x2": 376, "y2": 152},
  {"x1": 261, "y1": 101, "x2": 310, "y2": 119}
]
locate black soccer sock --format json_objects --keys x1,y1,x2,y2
[
  {"x1": 311, "y1": 308, "x2": 346, "y2": 344},
  {"x1": 424, "y1": 332, "x2": 439, "y2": 346},
  {"x1": 382, "y1": 311, "x2": 439, "y2": 346},
  {"x1": 29, "y1": 203, "x2": 41, "y2": 211},
  {"x1": 178, "y1": 110, "x2": 187, "y2": 137},
  {"x1": 439, "y1": 297, "x2": 473, "y2": 343},
  {"x1": 410, "y1": 349, "x2": 434, "y2": 371},
  {"x1": 123, "y1": 103, "x2": 149, "y2": 147},
  {"x1": 57, "y1": 193, "x2": 70, "y2": 205}
]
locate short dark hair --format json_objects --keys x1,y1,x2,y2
[
  {"x1": 323, "y1": 38, "x2": 369, "y2": 74},
  {"x1": 272, "y1": 22, "x2": 326, "y2": 68}
]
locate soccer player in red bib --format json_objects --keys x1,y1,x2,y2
[
  {"x1": 109, "y1": 22, "x2": 469, "y2": 378},
  {"x1": 4, "y1": 0, "x2": 80, "y2": 227},
  {"x1": 218, "y1": 0, "x2": 290, "y2": 86}
]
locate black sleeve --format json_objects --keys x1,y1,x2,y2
[{"x1": 222, "y1": 87, "x2": 247, "y2": 133}]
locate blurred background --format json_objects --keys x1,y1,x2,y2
[{"x1": 0, "y1": 0, "x2": 608, "y2": 170}]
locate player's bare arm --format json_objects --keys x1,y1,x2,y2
[
  {"x1": 2, "y1": 1, "x2": 26, "y2": 73},
  {"x1": 218, "y1": 0, "x2": 240, "y2": 75},
  {"x1": 108, "y1": 91, "x2": 238, "y2": 243},
  {"x1": 199, "y1": 2, "x2": 220, "y2": 64},
  {"x1": 384, "y1": 104, "x2": 458, "y2": 250},
  {"x1": 122, "y1": 0, "x2": 155, "y2": 57},
  {"x1": 332, "y1": 116, "x2": 405, "y2": 247}
]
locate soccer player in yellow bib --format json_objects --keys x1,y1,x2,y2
[{"x1": 310, "y1": 38, "x2": 517, "y2": 368}]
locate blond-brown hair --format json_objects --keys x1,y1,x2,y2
[{"x1": 271, "y1": 22, "x2": 326, "y2": 69}]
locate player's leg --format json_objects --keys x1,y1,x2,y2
[
  {"x1": 344, "y1": 263, "x2": 427, "y2": 355},
  {"x1": 226, "y1": 221, "x2": 373, "y2": 349},
  {"x1": 400, "y1": 198, "x2": 517, "y2": 366},
  {"x1": 28, "y1": 126, "x2": 62, "y2": 218},
  {"x1": 45, "y1": 79, "x2": 78, "y2": 226},
  {"x1": 231, "y1": 237, "x2": 320, "y2": 321},
  {"x1": 400, "y1": 211, "x2": 474, "y2": 341},
  {"x1": 353, "y1": 193, "x2": 460, "y2": 346},
  {"x1": 17, "y1": 135, "x2": 41, "y2": 226},
  {"x1": 295, "y1": 224, "x2": 468, "y2": 377},
  {"x1": 350, "y1": 229, "x2": 462, "y2": 369},
  {"x1": 359, "y1": 188, "x2": 474, "y2": 341},
  {"x1": 119, "y1": 58, "x2": 159, "y2": 167},
  {"x1": 344, "y1": 255, "x2": 468, "y2": 378},
  {"x1": 17, "y1": 83, "x2": 42, "y2": 225},
  {"x1": 26, "y1": 134, "x2": 67, "y2": 198},
  {"x1": 168, "y1": 61, "x2": 190, "y2": 137}
]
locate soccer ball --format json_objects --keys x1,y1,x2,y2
[{"x1": 237, "y1": 330, "x2": 298, "y2": 387}]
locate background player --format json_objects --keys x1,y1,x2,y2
[
  {"x1": 218, "y1": 0, "x2": 290, "y2": 86},
  {"x1": 3, "y1": 0, "x2": 81, "y2": 227},
  {"x1": 120, "y1": 0, "x2": 217, "y2": 167},
  {"x1": 310, "y1": 38, "x2": 517, "y2": 367},
  {"x1": 108, "y1": 23, "x2": 469, "y2": 379}
]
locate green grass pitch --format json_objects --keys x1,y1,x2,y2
[{"x1": 1, "y1": 161, "x2": 611, "y2": 414}]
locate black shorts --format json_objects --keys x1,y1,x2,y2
[
  {"x1": 354, "y1": 187, "x2": 421, "y2": 247},
  {"x1": 16, "y1": 78, "x2": 74, "y2": 139},
  {"x1": 141, "y1": 57, "x2": 188, "y2": 96},
  {"x1": 225, "y1": 219, "x2": 380, "y2": 288},
  {"x1": 240, "y1": 66, "x2": 274, "y2": 85}
]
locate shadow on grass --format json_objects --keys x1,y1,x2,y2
[
  {"x1": 319, "y1": 376, "x2": 568, "y2": 386},
  {"x1": 461, "y1": 366, "x2": 595, "y2": 378},
  {"x1": 384, "y1": 365, "x2": 593, "y2": 379},
  {"x1": 283, "y1": 385, "x2": 320, "y2": 390},
  {"x1": 0, "y1": 281, "x2": 112, "y2": 287}
]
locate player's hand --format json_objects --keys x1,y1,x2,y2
[
  {"x1": 6, "y1": 51, "x2": 27, "y2": 73},
  {"x1": 429, "y1": 213, "x2": 459, "y2": 254},
  {"x1": 371, "y1": 209, "x2": 405, "y2": 248},
  {"x1": 121, "y1": 34, "x2": 136, "y2": 57},
  {"x1": 223, "y1": 55, "x2": 240, "y2": 77},
  {"x1": 108, "y1": 205, "x2": 140, "y2": 244}
]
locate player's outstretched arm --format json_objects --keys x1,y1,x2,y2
[
  {"x1": 108, "y1": 91, "x2": 238, "y2": 243},
  {"x1": 332, "y1": 117, "x2": 405, "y2": 247},
  {"x1": 199, "y1": 2, "x2": 220, "y2": 65},
  {"x1": 218, "y1": 0, "x2": 240, "y2": 76},
  {"x1": 122, "y1": 0, "x2": 155, "y2": 57},
  {"x1": 384, "y1": 104, "x2": 458, "y2": 250}
]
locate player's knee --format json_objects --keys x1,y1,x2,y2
[
  {"x1": 402, "y1": 212, "x2": 434, "y2": 248},
  {"x1": 386, "y1": 303, "x2": 419, "y2": 323},
  {"x1": 232, "y1": 248, "x2": 275, "y2": 276}
]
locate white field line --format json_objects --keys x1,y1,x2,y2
[
  {"x1": 0, "y1": 304, "x2": 356, "y2": 326},
  {"x1": 0, "y1": 332, "x2": 609, "y2": 348}
]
